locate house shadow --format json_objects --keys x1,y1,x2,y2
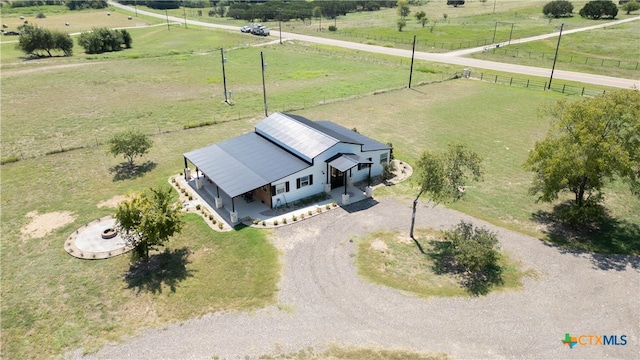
[
  {"x1": 531, "y1": 203, "x2": 640, "y2": 271},
  {"x1": 124, "y1": 247, "x2": 194, "y2": 294},
  {"x1": 342, "y1": 198, "x2": 379, "y2": 213},
  {"x1": 110, "y1": 160, "x2": 156, "y2": 181}
]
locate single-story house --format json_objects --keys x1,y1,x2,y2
[{"x1": 183, "y1": 112, "x2": 391, "y2": 222}]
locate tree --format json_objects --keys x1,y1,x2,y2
[
  {"x1": 115, "y1": 187, "x2": 184, "y2": 261},
  {"x1": 78, "y1": 28, "x2": 131, "y2": 54},
  {"x1": 435, "y1": 221, "x2": 503, "y2": 295},
  {"x1": 66, "y1": 0, "x2": 107, "y2": 10},
  {"x1": 108, "y1": 130, "x2": 153, "y2": 168},
  {"x1": 17, "y1": 24, "x2": 73, "y2": 57},
  {"x1": 415, "y1": 10, "x2": 427, "y2": 27},
  {"x1": 410, "y1": 143, "x2": 483, "y2": 240},
  {"x1": 542, "y1": 0, "x2": 574, "y2": 18},
  {"x1": 622, "y1": 0, "x2": 640, "y2": 14},
  {"x1": 397, "y1": 0, "x2": 411, "y2": 19},
  {"x1": 397, "y1": 18, "x2": 407, "y2": 31},
  {"x1": 523, "y1": 89, "x2": 640, "y2": 211},
  {"x1": 579, "y1": 0, "x2": 618, "y2": 19}
]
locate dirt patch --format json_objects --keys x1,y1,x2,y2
[
  {"x1": 1, "y1": 62, "x2": 104, "y2": 77},
  {"x1": 370, "y1": 239, "x2": 388, "y2": 252},
  {"x1": 97, "y1": 195, "x2": 127, "y2": 208},
  {"x1": 21, "y1": 210, "x2": 76, "y2": 240}
]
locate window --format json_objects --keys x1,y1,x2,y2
[
  {"x1": 380, "y1": 153, "x2": 388, "y2": 165},
  {"x1": 358, "y1": 163, "x2": 371, "y2": 171},
  {"x1": 296, "y1": 174, "x2": 313, "y2": 189},
  {"x1": 275, "y1": 181, "x2": 289, "y2": 194}
]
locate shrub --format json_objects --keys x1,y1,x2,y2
[
  {"x1": 282, "y1": 218, "x2": 287, "y2": 224},
  {"x1": 217, "y1": 222, "x2": 223, "y2": 230},
  {"x1": 274, "y1": 219, "x2": 279, "y2": 226},
  {"x1": 78, "y1": 28, "x2": 132, "y2": 54},
  {"x1": 543, "y1": 0, "x2": 574, "y2": 18},
  {"x1": 433, "y1": 221, "x2": 503, "y2": 295},
  {"x1": 300, "y1": 213, "x2": 305, "y2": 219},
  {"x1": 308, "y1": 210, "x2": 313, "y2": 216},
  {"x1": 316, "y1": 207, "x2": 322, "y2": 213},
  {"x1": 262, "y1": 221, "x2": 266, "y2": 226},
  {"x1": 36, "y1": 12, "x2": 46, "y2": 19},
  {"x1": 325, "y1": 204, "x2": 331, "y2": 210},
  {"x1": 253, "y1": 218, "x2": 260, "y2": 225},
  {"x1": 292, "y1": 215, "x2": 297, "y2": 221},
  {"x1": 328, "y1": 25, "x2": 337, "y2": 31},
  {"x1": 188, "y1": 195, "x2": 193, "y2": 200},
  {"x1": 196, "y1": 204, "x2": 201, "y2": 210},
  {"x1": 382, "y1": 161, "x2": 397, "y2": 181},
  {"x1": 209, "y1": 214, "x2": 214, "y2": 221}
]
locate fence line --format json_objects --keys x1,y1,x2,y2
[
  {"x1": 489, "y1": 47, "x2": 639, "y2": 71},
  {"x1": 469, "y1": 71, "x2": 606, "y2": 97}
]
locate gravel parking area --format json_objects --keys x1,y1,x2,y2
[{"x1": 74, "y1": 198, "x2": 639, "y2": 359}]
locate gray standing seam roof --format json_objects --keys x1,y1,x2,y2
[
  {"x1": 255, "y1": 113, "x2": 338, "y2": 162},
  {"x1": 184, "y1": 132, "x2": 310, "y2": 198},
  {"x1": 315, "y1": 121, "x2": 391, "y2": 152}
]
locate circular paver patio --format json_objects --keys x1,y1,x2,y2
[{"x1": 64, "y1": 217, "x2": 133, "y2": 260}]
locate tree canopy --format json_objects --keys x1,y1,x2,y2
[
  {"x1": 542, "y1": 0, "x2": 574, "y2": 18},
  {"x1": 523, "y1": 89, "x2": 640, "y2": 209},
  {"x1": 579, "y1": 0, "x2": 618, "y2": 19},
  {"x1": 17, "y1": 24, "x2": 73, "y2": 57},
  {"x1": 107, "y1": 130, "x2": 152, "y2": 168},
  {"x1": 410, "y1": 143, "x2": 483, "y2": 239},
  {"x1": 115, "y1": 187, "x2": 184, "y2": 261}
]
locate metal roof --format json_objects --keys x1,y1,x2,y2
[
  {"x1": 327, "y1": 153, "x2": 373, "y2": 172},
  {"x1": 184, "y1": 132, "x2": 310, "y2": 198},
  {"x1": 315, "y1": 121, "x2": 391, "y2": 151},
  {"x1": 255, "y1": 113, "x2": 339, "y2": 163}
]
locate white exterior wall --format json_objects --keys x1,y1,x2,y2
[{"x1": 269, "y1": 144, "x2": 390, "y2": 207}]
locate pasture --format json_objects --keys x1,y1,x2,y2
[{"x1": 1, "y1": 5, "x2": 639, "y2": 359}]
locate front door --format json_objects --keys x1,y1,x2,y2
[{"x1": 330, "y1": 167, "x2": 344, "y2": 189}]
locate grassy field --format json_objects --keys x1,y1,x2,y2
[
  {"x1": 356, "y1": 229, "x2": 529, "y2": 298},
  {"x1": 1, "y1": 6, "x2": 639, "y2": 359}
]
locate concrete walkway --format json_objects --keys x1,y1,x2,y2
[{"x1": 76, "y1": 198, "x2": 640, "y2": 359}]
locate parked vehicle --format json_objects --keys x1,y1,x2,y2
[
  {"x1": 447, "y1": 0, "x2": 465, "y2": 6},
  {"x1": 3, "y1": 30, "x2": 20, "y2": 36},
  {"x1": 240, "y1": 25, "x2": 251, "y2": 33},
  {"x1": 250, "y1": 23, "x2": 270, "y2": 36}
]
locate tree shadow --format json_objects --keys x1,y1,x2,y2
[
  {"x1": 110, "y1": 160, "x2": 156, "y2": 181},
  {"x1": 531, "y1": 202, "x2": 640, "y2": 271},
  {"x1": 427, "y1": 239, "x2": 503, "y2": 296},
  {"x1": 124, "y1": 247, "x2": 194, "y2": 294}
]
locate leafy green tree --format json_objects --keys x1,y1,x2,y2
[
  {"x1": 415, "y1": 10, "x2": 427, "y2": 27},
  {"x1": 107, "y1": 130, "x2": 153, "y2": 168},
  {"x1": 397, "y1": 18, "x2": 407, "y2": 31},
  {"x1": 542, "y1": 0, "x2": 574, "y2": 18},
  {"x1": 523, "y1": 89, "x2": 640, "y2": 210},
  {"x1": 410, "y1": 143, "x2": 483, "y2": 239},
  {"x1": 579, "y1": 0, "x2": 618, "y2": 19},
  {"x1": 622, "y1": 0, "x2": 640, "y2": 14},
  {"x1": 17, "y1": 24, "x2": 73, "y2": 57},
  {"x1": 115, "y1": 187, "x2": 184, "y2": 261},
  {"x1": 78, "y1": 28, "x2": 131, "y2": 54},
  {"x1": 397, "y1": 0, "x2": 411, "y2": 19},
  {"x1": 66, "y1": 0, "x2": 107, "y2": 10},
  {"x1": 435, "y1": 221, "x2": 503, "y2": 294}
]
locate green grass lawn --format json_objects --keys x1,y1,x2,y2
[{"x1": 356, "y1": 229, "x2": 530, "y2": 298}]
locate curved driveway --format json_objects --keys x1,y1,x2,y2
[
  {"x1": 80, "y1": 198, "x2": 639, "y2": 359},
  {"x1": 108, "y1": 1, "x2": 639, "y2": 89}
]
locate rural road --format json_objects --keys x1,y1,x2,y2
[
  {"x1": 75, "y1": 198, "x2": 640, "y2": 359},
  {"x1": 108, "y1": 1, "x2": 640, "y2": 89}
]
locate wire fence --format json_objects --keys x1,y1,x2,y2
[
  {"x1": 340, "y1": 30, "x2": 493, "y2": 50},
  {"x1": 489, "y1": 47, "x2": 640, "y2": 71},
  {"x1": 467, "y1": 70, "x2": 607, "y2": 97}
]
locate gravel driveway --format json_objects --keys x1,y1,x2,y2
[{"x1": 75, "y1": 198, "x2": 639, "y2": 359}]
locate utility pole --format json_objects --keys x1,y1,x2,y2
[
  {"x1": 183, "y1": 3, "x2": 187, "y2": 29},
  {"x1": 548, "y1": 23, "x2": 564, "y2": 90},
  {"x1": 261, "y1": 51, "x2": 268, "y2": 117},
  {"x1": 409, "y1": 35, "x2": 416, "y2": 89},
  {"x1": 221, "y1": 48, "x2": 228, "y2": 103},
  {"x1": 165, "y1": 9, "x2": 170, "y2": 31}
]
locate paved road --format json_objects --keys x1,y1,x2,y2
[
  {"x1": 76, "y1": 198, "x2": 639, "y2": 359},
  {"x1": 108, "y1": 1, "x2": 639, "y2": 89}
]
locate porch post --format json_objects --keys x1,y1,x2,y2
[
  {"x1": 368, "y1": 166, "x2": 372, "y2": 186},
  {"x1": 230, "y1": 197, "x2": 238, "y2": 224},
  {"x1": 215, "y1": 185, "x2": 223, "y2": 208},
  {"x1": 183, "y1": 157, "x2": 189, "y2": 180}
]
